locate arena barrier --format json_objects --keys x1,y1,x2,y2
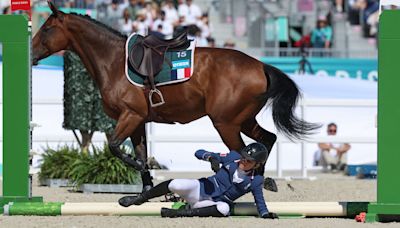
[
  {"x1": 2, "y1": 202, "x2": 368, "y2": 217},
  {"x1": 1, "y1": 12, "x2": 400, "y2": 222}
]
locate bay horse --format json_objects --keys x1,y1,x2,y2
[{"x1": 33, "y1": 2, "x2": 318, "y2": 191}]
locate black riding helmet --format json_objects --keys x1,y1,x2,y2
[{"x1": 240, "y1": 142, "x2": 269, "y2": 164}]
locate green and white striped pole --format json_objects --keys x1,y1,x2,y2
[{"x1": 3, "y1": 202, "x2": 369, "y2": 217}]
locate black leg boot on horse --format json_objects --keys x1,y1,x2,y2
[
  {"x1": 108, "y1": 112, "x2": 156, "y2": 192},
  {"x1": 119, "y1": 180, "x2": 172, "y2": 207},
  {"x1": 109, "y1": 141, "x2": 154, "y2": 192},
  {"x1": 161, "y1": 205, "x2": 226, "y2": 218},
  {"x1": 131, "y1": 123, "x2": 154, "y2": 192},
  {"x1": 109, "y1": 139, "x2": 145, "y2": 171}
]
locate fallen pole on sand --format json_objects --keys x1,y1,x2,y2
[{"x1": 3, "y1": 201, "x2": 369, "y2": 217}]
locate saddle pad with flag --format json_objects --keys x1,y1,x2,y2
[{"x1": 125, "y1": 34, "x2": 196, "y2": 87}]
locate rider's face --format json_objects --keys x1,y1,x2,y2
[{"x1": 239, "y1": 159, "x2": 257, "y2": 171}]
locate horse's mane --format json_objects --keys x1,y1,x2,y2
[{"x1": 69, "y1": 12, "x2": 127, "y2": 39}]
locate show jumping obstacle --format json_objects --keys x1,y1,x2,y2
[
  {"x1": 0, "y1": 15, "x2": 43, "y2": 212},
  {"x1": 3, "y1": 202, "x2": 368, "y2": 217},
  {"x1": 1, "y1": 11, "x2": 400, "y2": 222}
]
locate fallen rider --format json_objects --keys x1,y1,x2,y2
[{"x1": 119, "y1": 142, "x2": 278, "y2": 219}]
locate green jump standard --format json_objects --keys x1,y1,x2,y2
[
  {"x1": 365, "y1": 10, "x2": 400, "y2": 223},
  {"x1": 0, "y1": 15, "x2": 43, "y2": 213}
]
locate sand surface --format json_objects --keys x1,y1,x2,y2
[{"x1": 0, "y1": 171, "x2": 397, "y2": 228}]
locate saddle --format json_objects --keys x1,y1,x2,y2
[{"x1": 129, "y1": 31, "x2": 190, "y2": 107}]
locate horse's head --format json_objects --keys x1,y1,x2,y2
[{"x1": 32, "y1": 1, "x2": 69, "y2": 65}]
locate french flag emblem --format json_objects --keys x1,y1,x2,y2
[
  {"x1": 171, "y1": 67, "x2": 191, "y2": 80},
  {"x1": 171, "y1": 59, "x2": 192, "y2": 80}
]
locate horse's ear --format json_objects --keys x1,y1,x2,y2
[
  {"x1": 48, "y1": 1, "x2": 64, "y2": 21},
  {"x1": 48, "y1": 1, "x2": 58, "y2": 16}
]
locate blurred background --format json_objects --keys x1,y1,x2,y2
[{"x1": 0, "y1": 0, "x2": 396, "y2": 180}]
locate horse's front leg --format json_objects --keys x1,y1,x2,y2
[
  {"x1": 109, "y1": 111, "x2": 146, "y2": 172},
  {"x1": 130, "y1": 123, "x2": 154, "y2": 191}
]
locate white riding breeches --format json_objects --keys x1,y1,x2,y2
[{"x1": 168, "y1": 179, "x2": 230, "y2": 216}]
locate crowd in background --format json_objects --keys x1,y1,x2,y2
[
  {"x1": 0, "y1": 0, "x2": 216, "y2": 47},
  {"x1": 1, "y1": 0, "x2": 400, "y2": 51},
  {"x1": 348, "y1": 0, "x2": 380, "y2": 38},
  {"x1": 98, "y1": 0, "x2": 213, "y2": 45},
  {"x1": 294, "y1": 0, "x2": 399, "y2": 50},
  {"x1": 331, "y1": 0, "x2": 398, "y2": 39}
]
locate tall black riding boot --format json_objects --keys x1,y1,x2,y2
[
  {"x1": 119, "y1": 180, "x2": 171, "y2": 207},
  {"x1": 161, "y1": 205, "x2": 226, "y2": 218}
]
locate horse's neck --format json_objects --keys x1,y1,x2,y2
[{"x1": 66, "y1": 18, "x2": 125, "y2": 89}]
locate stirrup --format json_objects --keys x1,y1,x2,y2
[{"x1": 149, "y1": 89, "x2": 165, "y2": 107}]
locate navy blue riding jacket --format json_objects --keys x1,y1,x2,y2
[{"x1": 195, "y1": 149, "x2": 269, "y2": 216}]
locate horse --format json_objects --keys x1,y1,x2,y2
[{"x1": 33, "y1": 2, "x2": 318, "y2": 191}]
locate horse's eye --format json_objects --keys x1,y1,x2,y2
[{"x1": 43, "y1": 26, "x2": 51, "y2": 32}]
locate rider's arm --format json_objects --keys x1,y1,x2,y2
[
  {"x1": 195, "y1": 149, "x2": 237, "y2": 163},
  {"x1": 251, "y1": 176, "x2": 269, "y2": 217}
]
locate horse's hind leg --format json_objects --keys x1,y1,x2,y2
[
  {"x1": 213, "y1": 123, "x2": 245, "y2": 151},
  {"x1": 241, "y1": 118, "x2": 277, "y2": 155},
  {"x1": 130, "y1": 123, "x2": 154, "y2": 191}
]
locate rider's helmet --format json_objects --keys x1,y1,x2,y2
[{"x1": 240, "y1": 142, "x2": 269, "y2": 164}]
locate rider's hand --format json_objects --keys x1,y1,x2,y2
[
  {"x1": 261, "y1": 212, "x2": 279, "y2": 219},
  {"x1": 208, "y1": 156, "x2": 220, "y2": 173}
]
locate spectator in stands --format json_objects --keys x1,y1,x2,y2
[
  {"x1": 187, "y1": 24, "x2": 207, "y2": 46},
  {"x1": 161, "y1": 0, "x2": 179, "y2": 26},
  {"x1": 106, "y1": 0, "x2": 124, "y2": 30},
  {"x1": 333, "y1": 0, "x2": 344, "y2": 13},
  {"x1": 143, "y1": 0, "x2": 158, "y2": 28},
  {"x1": 347, "y1": 0, "x2": 361, "y2": 25},
  {"x1": 196, "y1": 13, "x2": 212, "y2": 39},
  {"x1": 366, "y1": 9, "x2": 379, "y2": 37},
  {"x1": 356, "y1": 0, "x2": 379, "y2": 38},
  {"x1": 133, "y1": 10, "x2": 148, "y2": 36},
  {"x1": 178, "y1": 0, "x2": 188, "y2": 21},
  {"x1": 173, "y1": 14, "x2": 188, "y2": 37},
  {"x1": 0, "y1": 0, "x2": 9, "y2": 14},
  {"x1": 2, "y1": 5, "x2": 10, "y2": 14},
  {"x1": 152, "y1": 10, "x2": 174, "y2": 39},
  {"x1": 356, "y1": 0, "x2": 379, "y2": 24},
  {"x1": 314, "y1": 123, "x2": 351, "y2": 173},
  {"x1": 382, "y1": 4, "x2": 400, "y2": 10},
  {"x1": 223, "y1": 39, "x2": 235, "y2": 49},
  {"x1": 126, "y1": 0, "x2": 140, "y2": 21},
  {"x1": 63, "y1": 0, "x2": 75, "y2": 8},
  {"x1": 118, "y1": 8, "x2": 134, "y2": 35},
  {"x1": 176, "y1": 14, "x2": 188, "y2": 27},
  {"x1": 85, "y1": 0, "x2": 95, "y2": 9},
  {"x1": 150, "y1": 24, "x2": 165, "y2": 39},
  {"x1": 310, "y1": 17, "x2": 332, "y2": 49},
  {"x1": 207, "y1": 37, "x2": 216, "y2": 47},
  {"x1": 178, "y1": 0, "x2": 202, "y2": 25}
]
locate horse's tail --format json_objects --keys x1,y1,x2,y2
[{"x1": 261, "y1": 64, "x2": 320, "y2": 139}]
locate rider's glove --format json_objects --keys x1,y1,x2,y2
[
  {"x1": 261, "y1": 212, "x2": 279, "y2": 219},
  {"x1": 208, "y1": 156, "x2": 220, "y2": 173}
]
